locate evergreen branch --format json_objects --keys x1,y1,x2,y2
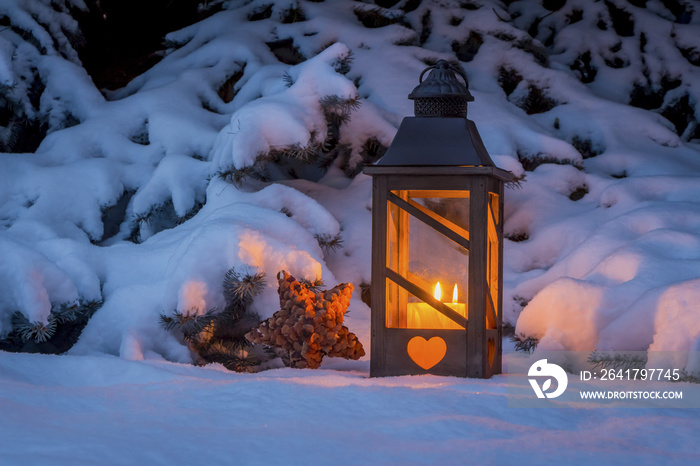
[
  {"x1": 50, "y1": 303, "x2": 81, "y2": 324},
  {"x1": 315, "y1": 233, "x2": 344, "y2": 253},
  {"x1": 360, "y1": 136, "x2": 387, "y2": 165},
  {"x1": 506, "y1": 177, "x2": 526, "y2": 190},
  {"x1": 316, "y1": 149, "x2": 340, "y2": 171},
  {"x1": 300, "y1": 277, "x2": 325, "y2": 293},
  {"x1": 11, "y1": 311, "x2": 57, "y2": 343},
  {"x1": 510, "y1": 332, "x2": 538, "y2": 353},
  {"x1": 678, "y1": 371, "x2": 700, "y2": 384},
  {"x1": 159, "y1": 313, "x2": 180, "y2": 331},
  {"x1": 217, "y1": 165, "x2": 269, "y2": 187},
  {"x1": 266, "y1": 132, "x2": 324, "y2": 163},
  {"x1": 3, "y1": 299, "x2": 102, "y2": 349},
  {"x1": 202, "y1": 339, "x2": 262, "y2": 372},
  {"x1": 157, "y1": 268, "x2": 271, "y2": 372},
  {"x1": 334, "y1": 143, "x2": 357, "y2": 177},
  {"x1": 282, "y1": 70, "x2": 294, "y2": 87},
  {"x1": 271, "y1": 142, "x2": 317, "y2": 162},
  {"x1": 332, "y1": 50, "x2": 354, "y2": 75},
  {"x1": 223, "y1": 267, "x2": 267, "y2": 307},
  {"x1": 160, "y1": 308, "x2": 218, "y2": 337},
  {"x1": 174, "y1": 200, "x2": 205, "y2": 225},
  {"x1": 320, "y1": 95, "x2": 361, "y2": 116},
  {"x1": 353, "y1": 6, "x2": 404, "y2": 29},
  {"x1": 588, "y1": 352, "x2": 647, "y2": 372},
  {"x1": 280, "y1": 3, "x2": 306, "y2": 24},
  {"x1": 132, "y1": 201, "x2": 178, "y2": 226},
  {"x1": 10, "y1": 311, "x2": 30, "y2": 332}
]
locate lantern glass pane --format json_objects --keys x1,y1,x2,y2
[
  {"x1": 487, "y1": 193, "x2": 500, "y2": 329},
  {"x1": 410, "y1": 193, "x2": 470, "y2": 232},
  {"x1": 386, "y1": 278, "x2": 465, "y2": 329},
  {"x1": 386, "y1": 190, "x2": 469, "y2": 329}
]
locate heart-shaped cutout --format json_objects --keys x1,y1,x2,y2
[{"x1": 407, "y1": 336, "x2": 447, "y2": 370}]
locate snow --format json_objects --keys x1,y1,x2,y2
[
  {"x1": 0, "y1": 0, "x2": 699, "y2": 458},
  {"x1": 211, "y1": 43, "x2": 356, "y2": 170},
  {"x1": 1, "y1": 351, "x2": 699, "y2": 465}
]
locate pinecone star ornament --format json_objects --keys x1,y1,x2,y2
[{"x1": 245, "y1": 271, "x2": 365, "y2": 368}]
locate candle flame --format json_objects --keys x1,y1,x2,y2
[
  {"x1": 434, "y1": 282, "x2": 441, "y2": 301},
  {"x1": 453, "y1": 284, "x2": 458, "y2": 303}
]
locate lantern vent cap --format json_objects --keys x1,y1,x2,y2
[{"x1": 408, "y1": 61, "x2": 474, "y2": 118}]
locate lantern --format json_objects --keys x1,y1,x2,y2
[{"x1": 364, "y1": 61, "x2": 513, "y2": 378}]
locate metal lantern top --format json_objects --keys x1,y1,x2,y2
[
  {"x1": 408, "y1": 60, "x2": 474, "y2": 118},
  {"x1": 364, "y1": 60, "x2": 514, "y2": 173}
]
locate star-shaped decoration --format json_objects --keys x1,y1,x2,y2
[{"x1": 246, "y1": 271, "x2": 365, "y2": 368}]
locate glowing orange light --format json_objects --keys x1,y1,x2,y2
[{"x1": 406, "y1": 281, "x2": 466, "y2": 330}]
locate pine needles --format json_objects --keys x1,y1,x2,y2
[
  {"x1": 11, "y1": 312, "x2": 57, "y2": 343},
  {"x1": 588, "y1": 351, "x2": 646, "y2": 372},
  {"x1": 331, "y1": 50, "x2": 354, "y2": 75},
  {"x1": 223, "y1": 268, "x2": 267, "y2": 310},
  {"x1": 300, "y1": 277, "x2": 325, "y2": 292},
  {"x1": 452, "y1": 31, "x2": 484, "y2": 63},
  {"x1": 220, "y1": 94, "x2": 362, "y2": 185},
  {"x1": 497, "y1": 66, "x2": 523, "y2": 97},
  {"x1": 0, "y1": 300, "x2": 102, "y2": 354},
  {"x1": 129, "y1": 198, "x2": 205, "y2": 243},
  {"x1": 571, "y1": 136, "x2": 604, "y2": 159},
  {"x1": 510, "y1": 332, "x2": 538, "y2": 353},
  {"x1": 514, "y1": 84, "x2": 558, "y2": 115},
  {"x1": 315, "y1": 233, "x2": 344, "y2": 254},
  {"x1": 353, "y1": 6, "x2": 404, "y2": 29},
  {"x1": 160, "y1": 267, "x2": 270, "y2": 372}
]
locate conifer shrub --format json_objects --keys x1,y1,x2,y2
[
  {"x1": 160, "y1": 267, "x2": 271, "y2": 372},
  {"x1": 0, "y1": 301, "x2": 102, "y2": 354}
]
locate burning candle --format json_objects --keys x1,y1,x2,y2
[
  {"x1": 445, "y1": 284, "x2": 467, "y2": 322},
  {"x1": 406, "y1": 282, "x2": 467, "y2": 329}
]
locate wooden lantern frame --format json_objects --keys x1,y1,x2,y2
[
  {"x1": 365, "y1": 165, "x2": 511, "y2": 378},
  {"x1": 363, "y1": 60, "x2": 513, "y2": 378}
]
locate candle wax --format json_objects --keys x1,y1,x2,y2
[{"x1": 406, "y1": 302, "x2": 467, "y2": 330}]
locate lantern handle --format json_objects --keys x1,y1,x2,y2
[{"x1": 418, "y1": 60, "x2": 469, "y2": 88}]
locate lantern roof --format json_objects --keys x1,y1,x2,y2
[{"x1": 371, "y1": 117, "x2": 496, "y2": 167}]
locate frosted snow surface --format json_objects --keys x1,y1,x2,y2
[
  {"x1": 1, "y1": 0, "x2": 700, "y2": 375},
  {"x1": 1, "y1": 351, "x2": 700, "y2": 465}
]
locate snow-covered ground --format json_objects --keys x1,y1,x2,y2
[{"x1": 2, "y1": 350, "x2": 700, "y2": 465}]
